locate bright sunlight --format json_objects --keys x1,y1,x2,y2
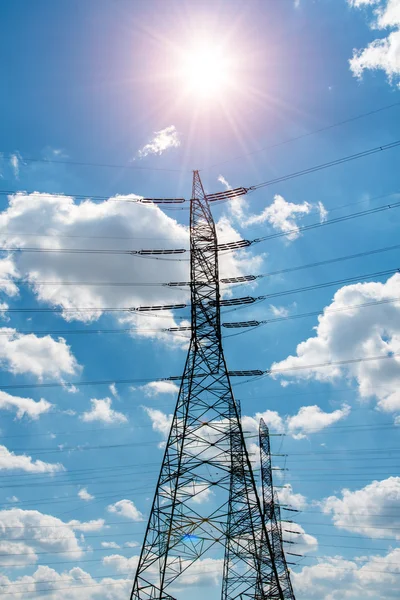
[{"x1": 180, "y1": 42, "x2": 233, "y2": 100}]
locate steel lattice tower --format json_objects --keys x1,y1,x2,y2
[
  {"x1": 259, "y1": 419, "x2": 296, "y2": 599},
  {"x1": 130, "y1": 171, "x2": 284, "y2": 600}
]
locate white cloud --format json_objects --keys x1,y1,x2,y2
[
  {"x1": 6, "y1": 496, "x2": 19, "y2": 503},
  {"x1": 242, "y1": 404, "x2": 348, "y2": 439},
  {"x1": 270, "y1": 273, "x2": 400, "y2": 414},
  {"x1": 104, "y1": 554, "x2": 224, "y2": 587},
  {"x1": 277, "y1": 483, "x2": 307, "y2": 510},
  {"x1": 80, "y1": 398, "x2": 127, "y2": 424},
  {"x1": 317, "y1": 201, "x2": 328, "y2": 222},
  {"x1": 137, "y1": 125, "x2": 181, "y2": 158},
  {"x1": 101, "y1": 541, "x2": 120, "y2": 549},
  {"x1": 292, "y1": 548, "x2": 400, "y2": 599},
  {"x1": 78, "y1": 487, "x2": 94, "y2": 501},
  {"x1": 0, "y1": 565, "x2": 131, "y2": 599},
  {"x1": 141, "y1": 381, "x2": 180, "y2": 397},
  {"x1": 349, "y1": 0, "x2": 400, "y2": 86},
  {"x1": 0, "y1": 445, "x2": 63, "y2": 473},
  {"x1": 0, "y1": 541, "x2": 37, "y2": 568},
  {"x1": 0, "y1": 328, "x2": 79, "y2": 380},
  {"x1": 286, "y1": 404, "x2": 351, "y2": 438},
  {"x1": 124, "y1": 541, "x2": 139, "y2": 548},
  {"x1": 179, "y1": 482, "x2": 213, "y2": 504},
  {"x1": 0, "y1": 257, "x2": 19, "y2": 296},
  {"x1": 322, "y1": 476, "x2": 400, "y2": 538},
  {"x1": 68, "y1": 519, "x2": 105, "y2": 532},
  {"x1": 103, "y1": 553, "x2": 139, "y2": 572},
  {"x1": 0, "y1": 509, "x2": 87, "y2": 561},
  {"x1": 143, "y1": 406, "x2": 173, "y2": 438},
  {"x1": 282, "y1": 522, "x2": 318, "y2": 554},
  {"x1": 246, "y1": 194, "x2": 312, "y2": 240},
  {"x1": 270, "y1": 304, "x2": 290, "y2": 318},
  {"x1": 0, "y1": 390, "x2": 52, "y2": 419},
  {"x1": 242, "y1": 410, "x2": 285, "y2": 435},
  {"x1": 10, "y1": 154, "x2": 20, "y2": 179},
  {"x1": 0, "y1": 192, "x2": 259, "y2": 347},
  {"x1": 109, "y1": 383, "x2": 118, "y2": 398},
  {"x1": 107, "y1": 499, "x2": 144, "y2": 522}
]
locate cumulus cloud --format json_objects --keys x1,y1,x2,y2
[
  {"x1": 282, "y1": 522, "x2": 318, "y2": 554},
  {"x1": 137, "y1": 126, "x2": 181, "y2": 158},
  {"x1": 0, "y1": 541, "x2": 37, "y2": 568},
  {"x1": 104, "y1": 554, "x2": 224, "y2": 587},
  {"x1": 103, "y1": 553, "x2": 139, "y2": 573},
  {"x1": 0, "y1": 390, "x2": 52, "y2": 419},
  {"x1": 0, "y1": 257, "x2": 19, "y2": 296},
  {"x1": 349, "y1": 0, "x2": 400, "y2": 87},
  {"x1": 0, "y1": 565, "x2": 131, "y2": 599},
  {"x1": 0, "y1": 328, "x2": 79, "y2": 380},
  {"x1": 0, "y1": 445, "x2": 63, "y2": 473},
  {"x1": 78, "y1": 488, "x2": 94, "y2": 501},
  {"x1": 277, "y1": 483, "x2": 307, "y2": 510},
  {"x1": 246, "y1": 194, "x2": 312, "y2": 240},
  {"x1": 0, "y1": 509, "x2": 89, "y2": 562},
  {"x1": 242, "y1": 404, "x2": 349, "y2": 439},
  {"x1": 107, "y1": 499, "x2": 144, "y2": 522},
  {"x1": 0, "y1": 192, "x2": 259, "y2": 347},
  {"x1": 286, "y1": 404, "x2": 351, "y2": 438},
  {"x1": 270, "y1": 273, "x2": 400, "y2": 415},
  {"x1": 143, "y1": 406, "x2": 173, "y2": 438},
  {"x1": 141, "y1": 381, "x2": 180, "y2": 397},
  {"x1": 292, "y1": 548, "x2": 400, "y2": 599},
  {"x1": 80, "y1": 398, "x2": 127, "y2": 424},
  {"x1": 68, "y1": 519, "x2": 105, "y2": 532},
  {"x1": 322, "y1": 476, "x2": 400, "y2": 538},
  {"x1": 101, "y1": 541, "x2": 120, "y2": 549}
]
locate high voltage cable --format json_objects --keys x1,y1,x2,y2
[
  {"x1": 4, "y1": 100, "x2": 398, "y2": 175},
  {"x1": 1, "y1": 137, "x2": 399, "y2": 216},
  {"x1": 2, "y1": 198, "x2": 400, "y2": 259},
  {"x1": 0, "y1": 190, "x2": 397, "y2": 244},
  {"x1": 0, "y1": 350, "x2": 399, "y2": 390},
  {"x1": 247, "y1": 139, "x2": 400, "y2": 191},
  {"x1": 0, "y1": 564, "x2": 399, "y2": 597},
  {"x1": 0, "y1": 154, "x2": 186, "y2": 173},
  {"x1": 2, "y1": 241, "x2": 399, "y2": 289},
  {"x1": 251, "y1": 199, "x2": 400, "y2": 244},
  {"x1": 224, "y1": 296, "x2": 400, "y2": 334},
  {"x1": 0, "y1": 266, "x2": 397, "y2": 314},
  {"x1": 1, "y1": 296, "x2": 398, "y2": 338},
  {"x1": 204, "y1": 101, "x2": 400, "y2": 169}
]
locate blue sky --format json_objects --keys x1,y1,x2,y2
[{"x1": 0, "y1": 0, "x2": 399, "y2": 598}]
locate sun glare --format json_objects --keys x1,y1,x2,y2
[{"x1": 181, "y1": 43, "x2": 232, "y2": 100}]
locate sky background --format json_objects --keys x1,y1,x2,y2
[{"x1": 0, "y1": 0, "x2": 399, "y2": 598}]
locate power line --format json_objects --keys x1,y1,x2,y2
[
  {"x1": 1, "y1": 196, "x2": 400, "y2": 259},
  {"x1": 3, "y1": 240, "x2": 399, "y2": 288},
  {"x1": 204, "y1": 101, "x2": 400, "y2": 169},
  {"x1": 0, "y1": 154, "x2": 186, "y2": 173},
  {"x1": 0, "y1": 349, "x2": 399, "y2": 390},
  {"x1": 248, "y1": 139, "x2": 400, "y2": 191},
  {"x1": 1, "y1": 266, "x2": 398, "y2": 314}
]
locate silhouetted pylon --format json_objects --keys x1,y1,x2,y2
[
  {"x1": 130, "y1": 172, "x2": 284, "y2": 600},
  {"x1": 258, "y1": 419, "x2": 296, "y2": 599}
]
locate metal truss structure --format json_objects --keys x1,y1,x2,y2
[
  {"x1": 130, "y1": 172, "x2": 286, "y2": 600},
  {"x1": 259, "y1": 419, "x2": 296, "y2": 599}
]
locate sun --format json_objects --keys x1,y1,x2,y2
[{"x1": 180, "y1": 42, "x2": 232, "y2": 100}]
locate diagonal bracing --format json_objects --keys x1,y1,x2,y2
[{"x1": 130, "y1": 171, "x2": 285, "y2": 600}]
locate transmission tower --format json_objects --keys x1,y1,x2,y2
[
  {"x1": 258, "y1": 419, "x2": 296, "y2": 599},
  {"x1": 130, "y1": 171, "x2": 284, "y2": 600}
]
